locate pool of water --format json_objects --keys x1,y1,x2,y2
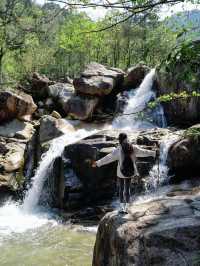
[
  {"x1": 0, "y1": 202, "x2": 96, "y2": 266},
  {"x1": 0, "y1": 224, "x2": 95, "y2": 266}
]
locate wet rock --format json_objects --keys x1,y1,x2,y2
[
  {"x1": 67, "y1": 95, "x2": 99, "y2": 120},
  {"x1": 123, "y1": 63, "x2": 150, "y2": 90},
  {"x1": 39, "y1": 115, "x2": 75, "y2": 143},
  {"x1": 73, "y1": 62, "x2": 124, "y2": 96},
  {"x1": 115, "y1": 91, "x2": 129, "y2": 114},
  {"x1": 0, "y1": 90, "x2": 37, "y2": 123},
  {"x1": 93, "y1": 185, "x2": 200, "y2": 266}
]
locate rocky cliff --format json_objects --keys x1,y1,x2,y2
[{"x1": 93, "y1": 182, "x2": 200, "y2": 266}]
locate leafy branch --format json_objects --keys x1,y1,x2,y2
[{"x1": 148, "y1": 91, "x2": 200, "y2": 109}]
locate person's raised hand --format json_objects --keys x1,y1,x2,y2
[{"x1": 91, "y1": 161, "x2": 97, "y2": 168}]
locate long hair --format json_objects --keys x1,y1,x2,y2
[
  {"x1": 118, "y1": 133, "x2": 127, "y2": 145},
  {"x1": 121, "y1": 141, "x2": 134, "y2": 156}
]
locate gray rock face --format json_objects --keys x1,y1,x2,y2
[
  {"x1": 0, "y1": 119, "x2": 35, "y2": 140},
  {"x1": 73, "y1": 62, "x2": 124, "y2": 96},
  {"x1": 123, "y1": 64, "x2": 150, "y2": 90},
  {"x1": 93, "y1": 184, "x2": 200, "y2": 266},
  {"x1": 39, "y1": 115, "x2": 74, "y2": 143},
  {"x1": 30, "y1": 72, "x2": 53, "y2": 100},
  {"x1": 0, "y1": 90, "x2": 37, "y2": 123},
  {"x1": 48, "y1": 82, "x2": 74, "y2": 100},
  {"x1": 168, "y1": 124, "x2": 200, "y2": 178},
  {"x1": 0, "y1": 120, "x2": 36, "y2": 194},
  {"x1": 67, "y1": 95, "x2": 99, "y2": 120}
]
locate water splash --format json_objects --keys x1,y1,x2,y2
[
  {"x1": 145, "y1": 133, "x2": 180, "y2": 191},
  {"x1": 0, "y1": 202, "x2": 57, "y2": 237}
]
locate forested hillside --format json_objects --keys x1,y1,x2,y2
[{"x1": 0, "y1": 1, "x2": 178, "y2": 83}]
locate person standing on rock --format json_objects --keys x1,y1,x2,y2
[{"x1": 92, "y1": 133, "x2": 157, "y2": 214}]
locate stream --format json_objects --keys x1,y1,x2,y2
[{"x1": 0, "y1": 69, "x2": 177, "y2": 266}]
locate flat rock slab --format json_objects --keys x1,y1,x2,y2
[{"x1": 93, "y1": 184, "x2": 200, "y2": 266}]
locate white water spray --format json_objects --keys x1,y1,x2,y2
[
  {"x1": 23, "y1": 129, "x2": 97, "y2": 212},
  {"x1": 146, "y1": 133, "x2": 180, "y2": 191},
  {"x1": 113, "y1": 69, "x2": 156, "y2": 129}
]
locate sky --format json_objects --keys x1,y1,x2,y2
[{"x1": 35, "y1": 0, "x2": 200, "y2": 20}]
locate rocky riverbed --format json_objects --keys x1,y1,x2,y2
[{"x1": 0, "y1": 39, "x2": 200, "y2": 265}]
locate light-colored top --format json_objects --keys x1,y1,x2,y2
[{"x1": 96, "y1": 145, "x2": 156, "y2": 179}]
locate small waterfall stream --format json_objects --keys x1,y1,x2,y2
[
  {"x1": 113, "y1": 69, "x2": 166, "y2": 129},
  {"x1": 23, "y1": 129, "x2": 97, "y2": 212},
  {"x1": 146, "y1": 133, "x2": 180, "y2": 191}
]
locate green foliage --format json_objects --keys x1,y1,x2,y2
[
  {"x1": 184, "y1": 127, "x2": 200, "y2": 143},
  {"x1": 148, "y1": 91, "x2": 200, "y2": 109},
  {"x1": 158, "y1": 39, "x2": 200, "y2": 90},
  {"x1": 0, "y1": 1, "x2": 195, "y2": 83}
]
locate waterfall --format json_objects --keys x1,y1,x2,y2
[
  {"x1": 23, "y1": 128, "x2": 97, "y2": 212},
  {"x1": 113, "y1": 69, "x2": 166, "y2": 129},
  {"x1": 145, "y1": 133, "x2": 180, "y2": 191}
]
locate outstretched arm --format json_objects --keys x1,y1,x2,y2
[
  {"x1": 134, "y1": 145, "x2": 156, "y2": 158},
  {"x1": 95, "y1": 148, "x2": 119, "y2": 167}
]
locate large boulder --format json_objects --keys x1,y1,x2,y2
[
  {"x1": 93, "y1": 184, "x2": 200, "y2": 266},
  {"x1": 123, "y1": 64, "x2": 150, "y2": 90},
  {"x1": 29, "y1": 72, "x2": 53, "y2": 100},
  {"x1": 61, "y1": 129, "x2": 161, "y2": 210},
  {"x1": 67, "y1": 95, "x2": 99, "y2": 120},
  {"x1": 73, "y1": 62, "x2": 125, "y2": 96},
  {"x1": 48, "y1": 82, "x2": 74, "y2": 114},
  {"x1": 39, "y1": 115, "x2": 75, "y2": 143},
  {"x1": 0, "y1": 90, "x2": 37, "y2": 123},
  {"x1": 0, "y1": 119, "x2": 35, "y2": 140},
  {"x1": 168, "y1": 124, "x2": 200, "y2": 178},
  {"x1": 156, "y1": 39, "x2": 200, "y2": 126},
  {"x1": 0, "y1": 120, "x2": 36, "y2": 196}
]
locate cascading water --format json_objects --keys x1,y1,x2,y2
[
  {"x1": 145, "y1": 133, "x2": 180, "y2": 191},
  {"x1": 0, "y1": 127, "x2": 98, "y2": 242},
  {"x1": 113, "y1": 69, "x2": 166, "y2": 129},
  {"x1": 23, "y1": 128, "x2": 98, "y2": 212}
]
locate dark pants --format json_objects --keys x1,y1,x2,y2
[{"x1": 118, "y1": 178, "x2": 131, "y2": 203}]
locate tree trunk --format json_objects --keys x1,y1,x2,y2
[{"x1": 0, "y1": 49, "x2": 4, "y2": 85}]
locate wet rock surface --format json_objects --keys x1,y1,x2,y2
[
  {"x1": 93, "y1": 183, "x2": 200, "y2": 266},
  {"x1": 123, "y1": 64, "x2": 150, "y2": 90}
]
